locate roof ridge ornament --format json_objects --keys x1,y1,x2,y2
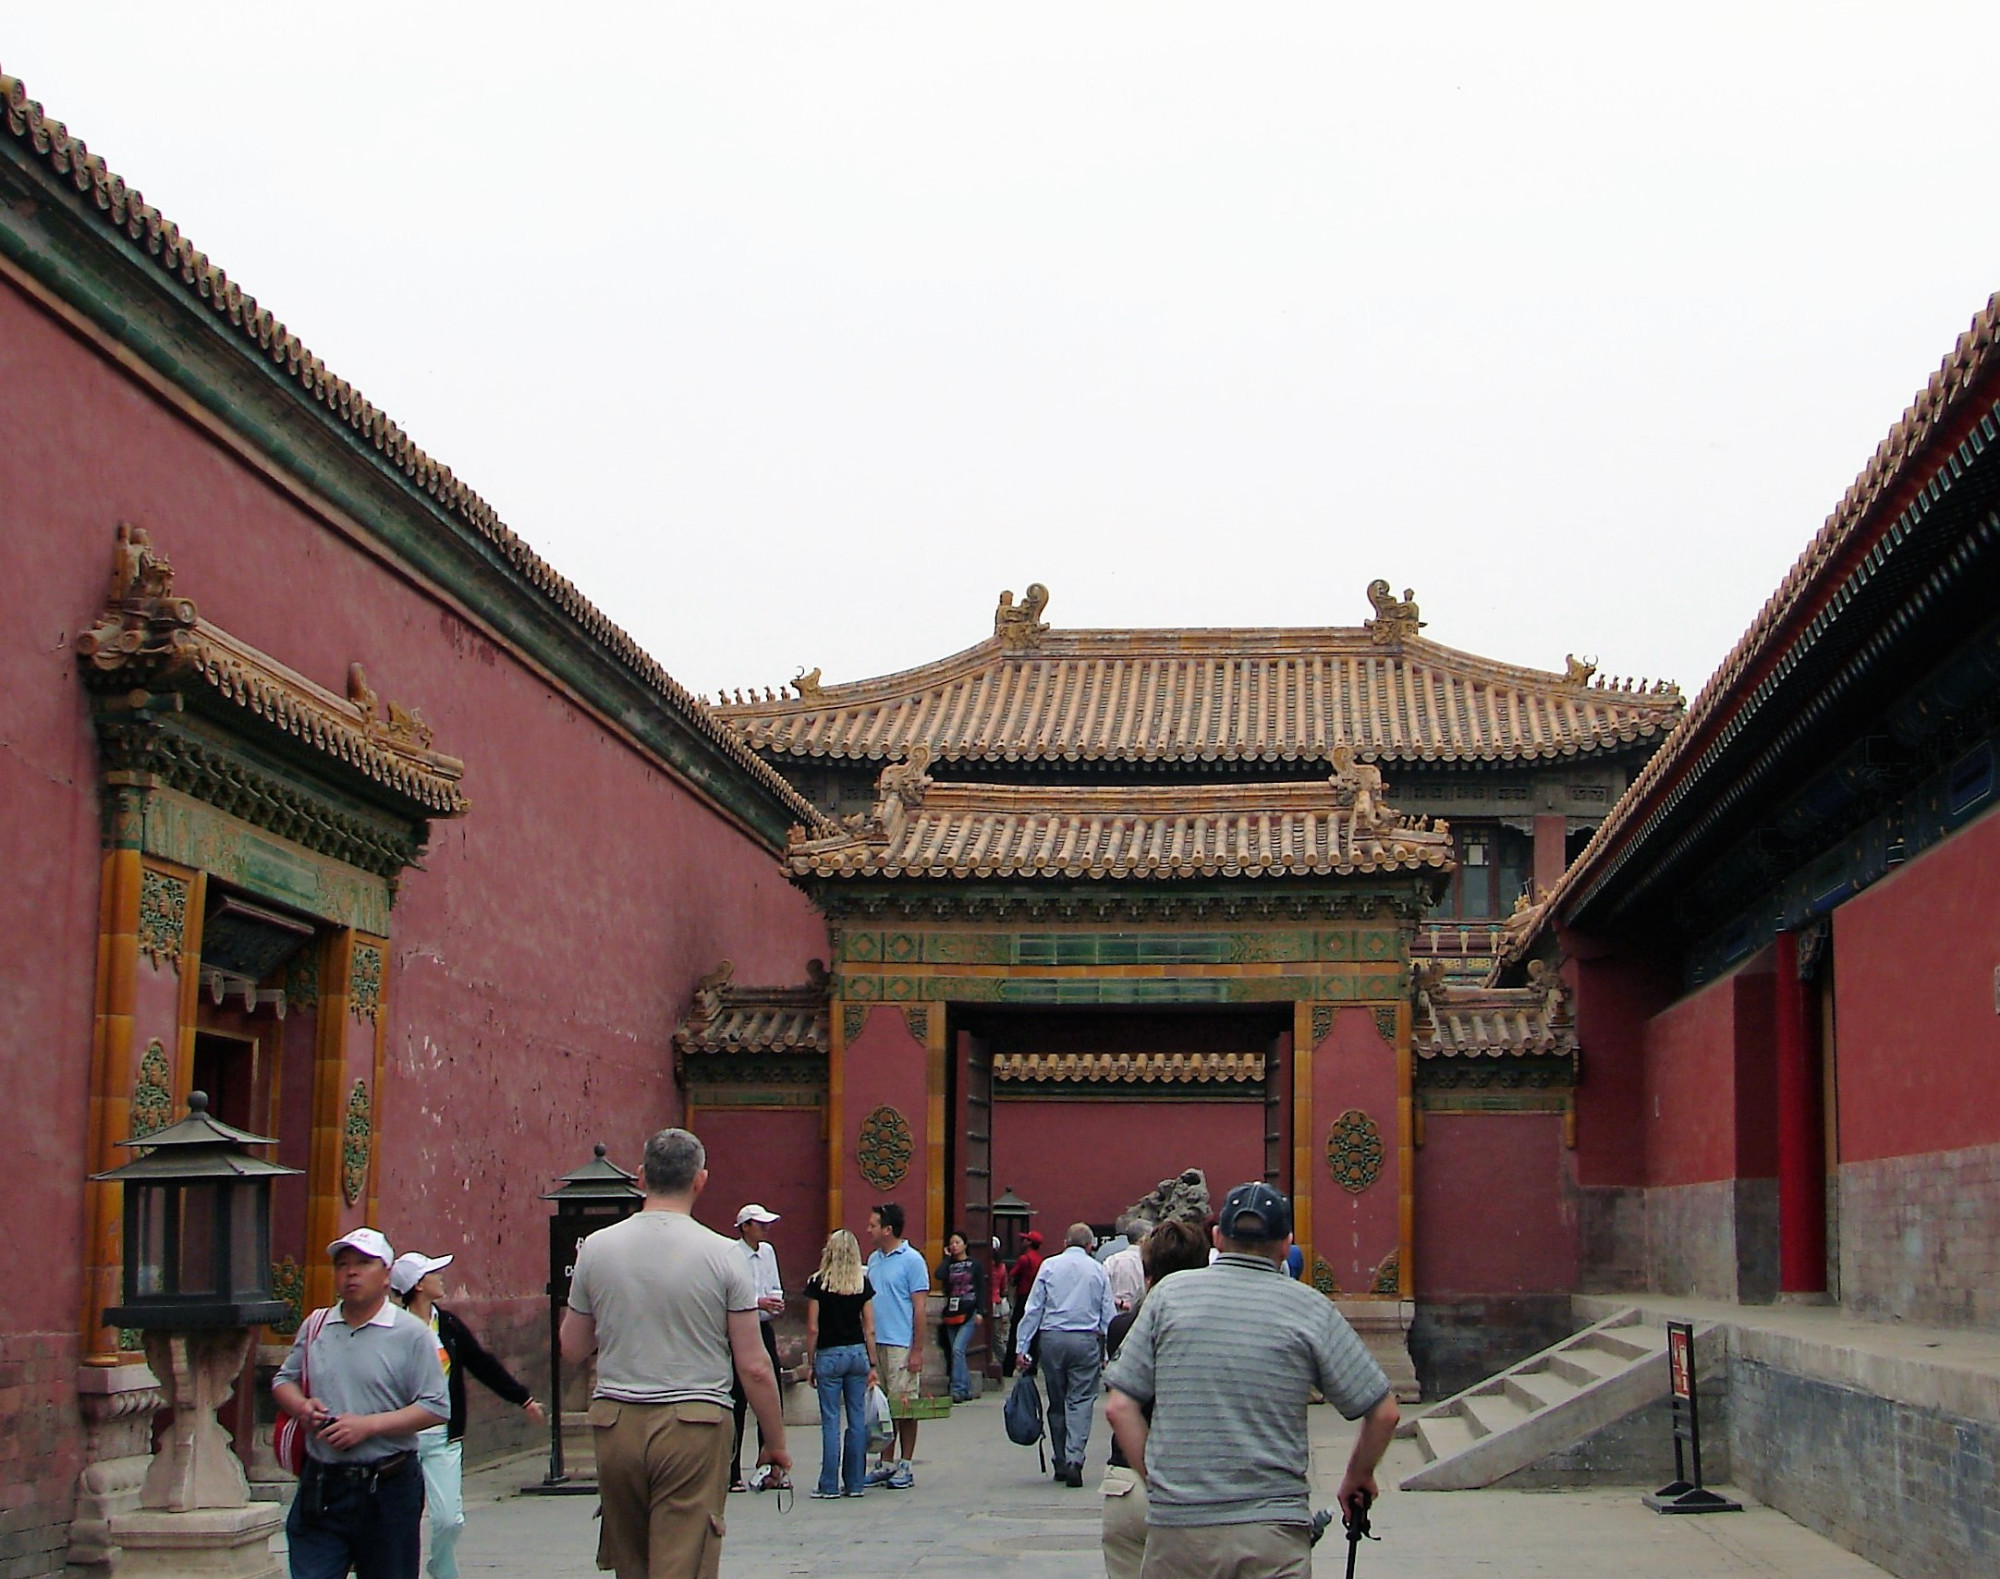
[
  {"x1": 1364, "y1": 580, "x2": 1424, "y2": 646},
  {"x1": 994, "y1": 583, "x2": 1050, "y2": 650}
]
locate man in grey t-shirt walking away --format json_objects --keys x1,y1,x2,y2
[
  {"x1": 562, "y1": 1129, "x2": 789, "y2": 1579},
  {"x1": 1103, "y1": 1182, "x2": 1399, "y2": 1579}
]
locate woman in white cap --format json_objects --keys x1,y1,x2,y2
[{"x1": 391, "y1": 1251, "x2": 545, "y2": 1579}]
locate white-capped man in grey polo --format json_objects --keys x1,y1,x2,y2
[
  {"x1": 1103, "y1": 1182, "x2": 1399, "y2": 1579},
  {"x1": 1015, "y1": 1221, "x2": 1116, "y2": 1487},
  {"x1": 274, "y1": 1228, "x2": 449, "y2": 1579}
]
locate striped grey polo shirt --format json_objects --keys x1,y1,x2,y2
[{"x1": 1102, "y1": 1253, "x2": 1389, "y2": 1527}]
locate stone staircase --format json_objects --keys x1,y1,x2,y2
[{"x1": 1398, "y1": 1308, "x2": 1677, "y2": 1491}]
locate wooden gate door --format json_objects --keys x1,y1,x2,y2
[{"x1": 959, "y1": 1026, "x2": 994, "y2": 1376}]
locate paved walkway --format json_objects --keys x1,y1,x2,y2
[{"x1": 445, "y1": 1391, "x2": 1888, "y2": 1577}]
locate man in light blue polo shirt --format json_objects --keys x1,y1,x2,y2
[{"x1": 864, "y1": 1201, "x2": 930, "y2": 1489}]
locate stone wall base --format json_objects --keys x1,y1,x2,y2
[
  {"x1": 1838, "y1": 1140, "x2": 2000, "y2": 1328},
  {"x1": 1408, "y1": 1295, "x2": 1578, "y2": 1403}
]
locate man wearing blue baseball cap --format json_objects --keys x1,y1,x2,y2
[{"x1": 1103, "y1": 1183, "x2": 1399, "y2": 1578}]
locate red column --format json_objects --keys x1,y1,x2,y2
[
  {"x1": 1532, "y1": 814, "x2": 1567, "y2": 897},
  {"x1": 1773, "y1": 932, "x2": 1827, "y2": 1293}
]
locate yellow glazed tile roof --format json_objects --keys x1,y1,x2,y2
[
  {"x1": 786, "y1": 767, "x2": 1455, "y2": 882},
  {"x1": 720, "y1": 585, "x2": 1681, "y2": 768}
]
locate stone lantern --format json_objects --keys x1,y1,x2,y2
[
  {"x1": 527, "y1": 1144, "x2": 644, "y2": 1492},
  {"x1": 90, "y1": 1090, "x2": 299, "y2": 1576}
]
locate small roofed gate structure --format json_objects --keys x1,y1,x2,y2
[
  {"x1": 777, "y1": 743, "x2": 1454, "y2": 1391},
  {"x1": 712, "y1": 583, "x2": 1661, "y2": 1394}
]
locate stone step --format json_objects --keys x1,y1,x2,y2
[
  {"x1": 1503, "y1": 1368, "x2": 1581, "y2": 1412},
  {"x1": 1459, "y1": 1389, "x2": 1533, "y2": 1439},
  {"x1": 1413, "y1": 1411, "x2": 1477, "y2": 1465}
]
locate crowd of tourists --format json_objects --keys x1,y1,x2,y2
[{"x1": 269, "y1": 1128, "x2": 1397, "y2": 1579}]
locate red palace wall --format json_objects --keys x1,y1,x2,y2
[
  {"x1": 989, "y1": 1099, "x2": 1265, "y2": 1242},
  {"x1": 1311, "y1": 1007, "x2": 1401, "y2": 1294},
  {"x1": 839, "y1": 1009, "x2": 932, "y2": 1250},
  {"x1": 0, "y1": 271, "x2": 828, "y2": 1486},
  {"x1": 1415, "y1": 1114, "x2": 1577, "y2": 1296},
  {"x1": 689, "y1": 1107, "x2": 829, "y2": 1299},
  {"x1": 1833, "y1": 803, "x2": 2000, "y2": 1163}
]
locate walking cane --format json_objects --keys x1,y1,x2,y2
[{"x1": 1310, "y1": 1491, "x2": 1379, "y2": 1575}]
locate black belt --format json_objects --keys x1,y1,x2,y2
[{"x1": 306, "y1": 1451, "x2": 414, "y2": 1482}]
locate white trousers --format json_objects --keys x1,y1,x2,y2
[{"x1": 415, "y1": 1423, "x2": 465, "y2": 1579}]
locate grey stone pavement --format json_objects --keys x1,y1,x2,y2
[{"x1": 437, "y1": 1389, "x2": 1890, "y2": 1578}]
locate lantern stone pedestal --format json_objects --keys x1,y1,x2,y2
[
  {"x1": 105, "y1": 1505, "x2": 284, "y2": 1579},
  {"x1": 138, "y1": 1329, "x2": 260, "y2": 1511},
  {"x1": 96, "y1": 1329, "x2": 282, "y2": 1579},
  {"x1": 66, "y1": 1362, "x2": 167, "y2": 1574}
]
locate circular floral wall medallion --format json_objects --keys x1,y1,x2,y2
[
  {"x1": 1327, "y1": 1108, "x2": 1384, "y2": 1193},
  {"x1": 856, "y1": 1104, "x2": 914, "y2": 1191}
]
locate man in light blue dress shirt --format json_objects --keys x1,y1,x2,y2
[{"x1": 1014, "y1": 1223, "x2": 1116, "y2": 1486}]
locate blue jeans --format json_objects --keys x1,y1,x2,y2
[
  {"x1": 814, "y1": 1344, "x2": 871, "y2": 1495},
  {"x1": 287, "y1": 1454, "x2": 425, "y2": 1579},
  {"x1": 945, "y1": 1319, "x2": 977, "y2": 1401}
]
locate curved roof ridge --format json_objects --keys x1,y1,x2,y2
[
  {"x1": 1549, "y1": 287, "x2": 2000, "y2": 923},
  {"x1": 717, "y1": 602, "x2": 1684, "y2": 765},
  {"x1": 0, "y1": 64, "x2": 823, "y2": 837}
]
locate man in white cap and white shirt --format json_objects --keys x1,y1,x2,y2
[
  {"x1": 728, "y1": 1204, "x2": 785, "y2": 1491},
  {"x1": 274, "y1": 1228, "x2": 449, "y2": 1579}
]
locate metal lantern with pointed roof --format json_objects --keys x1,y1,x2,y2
[
  {"x1": 528, "y1": 1143, "x2": 646, "y2": 1493},
  {"x1": 990, "y1": 1185, "x2": 1036, "y2": 1265},
  {"x1": 94, "y1": 1091, "x2": 300, "y2": 1331}
]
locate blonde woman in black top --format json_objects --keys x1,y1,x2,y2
[{"x1": 801, "y1": 1230, "x2": 880, "y2": 1498}]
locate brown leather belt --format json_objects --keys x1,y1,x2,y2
[{"x1": 308, "y1": 1450, "x2": 414, "y2": 1481}]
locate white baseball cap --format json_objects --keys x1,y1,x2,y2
[
  {"x1": 735, "y1": 1204, "x2": 780, "y2": 1226},
  {"x1": 327, "y1": 1227, "x2": 395, "y2": 1267},
  {"x1": 389, "y1": 1251, "x2": 454, "y2": 1295}
]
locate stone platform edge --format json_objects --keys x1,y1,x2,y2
[{"x1": 1572, "y1": 1293, "x2": 2000, "y2": 1427}]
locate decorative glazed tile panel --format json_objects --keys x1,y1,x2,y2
[
  {"x1": 269, "y1": 1257, "x2": 305, "y2": 1334},
  {"x1": 350, "y1": 941, "x2": 383, "y2": 1024},
  {"x1": 856, "y1": 1105, "x2": 914, "y2": 1191},
  {"x1": 842, "y1": 1004, "x2": 871, "y2": 1041},
  {"x1": 131, "y1": 1040, "x2": 173, "y2": 1138},
  {"x1": 1327, "y1": 1109, "x2": 1385, "y2": 1193},
  {"x1": 1310, "y1": 1006, "x2": 1336, "y2": 1047},
  {"x1": 902, "y1": 1008, "x2": 930, "y2": 1043},
  {"x1": 1312, "y1": 1257, "x2": 1340, "y2": 1297},
  {"x1": 284, "y1": 945, "x2": 321, "y2": 1010},
  {"x1": 1373, "y1": 1006, "x2": 1398, "y2": 1043},
  {"x1": 138, "y1": 868, "x2": 190, "y2": 970},
  {"x1": 341, "y1": 1080, "x2": 371, "y2": 1205},
  {"x1": 1372, "y1": 1249, "x2": 1401, "y2": 1295}
]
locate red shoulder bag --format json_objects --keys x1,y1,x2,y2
[{"x1": 273, "y1": 1307, "x2": 333, "y2": 1476}]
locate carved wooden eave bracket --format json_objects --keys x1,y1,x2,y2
[
  {"x1": 783, "y1": 752, "x2": 1455, "y2": 883},
  {"x1": 76, "y1": 525, "x2": 469, "y2": 877}
]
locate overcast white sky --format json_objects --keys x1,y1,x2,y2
[{"x1": 9, "y1": 5, "x2": 2000, "y2": 704}]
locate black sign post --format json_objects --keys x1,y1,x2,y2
[
  {"x1": 1644, "y1": 1320, "x2": 1740, "y2": 1513},
  {"x1": 522, "y1": 1144, "x2": 644, "y2": 1495}
]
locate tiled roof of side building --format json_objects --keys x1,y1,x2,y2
[
  {"x1": 1547, "y1": 288, "x2": 2000, "y2": 926},
  {"x1": 672, "y1": 961, "x2": 829, "y2": 1057},
  {"x1": 0, "y1": 67, "x2": 824, "y2": 837},
  {"x1": 786, "y1": 772, "x2": 1456, "y2": 882},
  {"x1": 718, "y1": 582, "x2": 1682, "y2": 768}
]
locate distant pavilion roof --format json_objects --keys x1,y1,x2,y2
[{"x1": 719, "y1": 583, "x2": 1682, "y2": 770}]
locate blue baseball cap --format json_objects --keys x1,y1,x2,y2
[{"x1": 1219, "y1": 1182, "x2": 1293, "y2": 1243}]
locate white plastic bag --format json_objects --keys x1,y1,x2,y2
[{"x1": 865, "y1": 1382, "x2": 894, "y2": 1453}]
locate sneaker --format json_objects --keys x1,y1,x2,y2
[
  {"x1": 728, "y1": 1479, "x2": 749, "y2": 1494},
  {"x1": 842, "y1": 1488, "x2": 866, "y2": 1498},
  {"x1": 864, "y1": 1462, "x2": 896, "y2": 1486},
  {"x1": 810, "y1": 1489, "x2": 841, "y2": 1500},
  {"x1": 886, "y1": 1460, "x2": 915, "y2": 1490},
  {"x1": 1063, "y1": 1463, "x2": 1084, "y2": 1488}
]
